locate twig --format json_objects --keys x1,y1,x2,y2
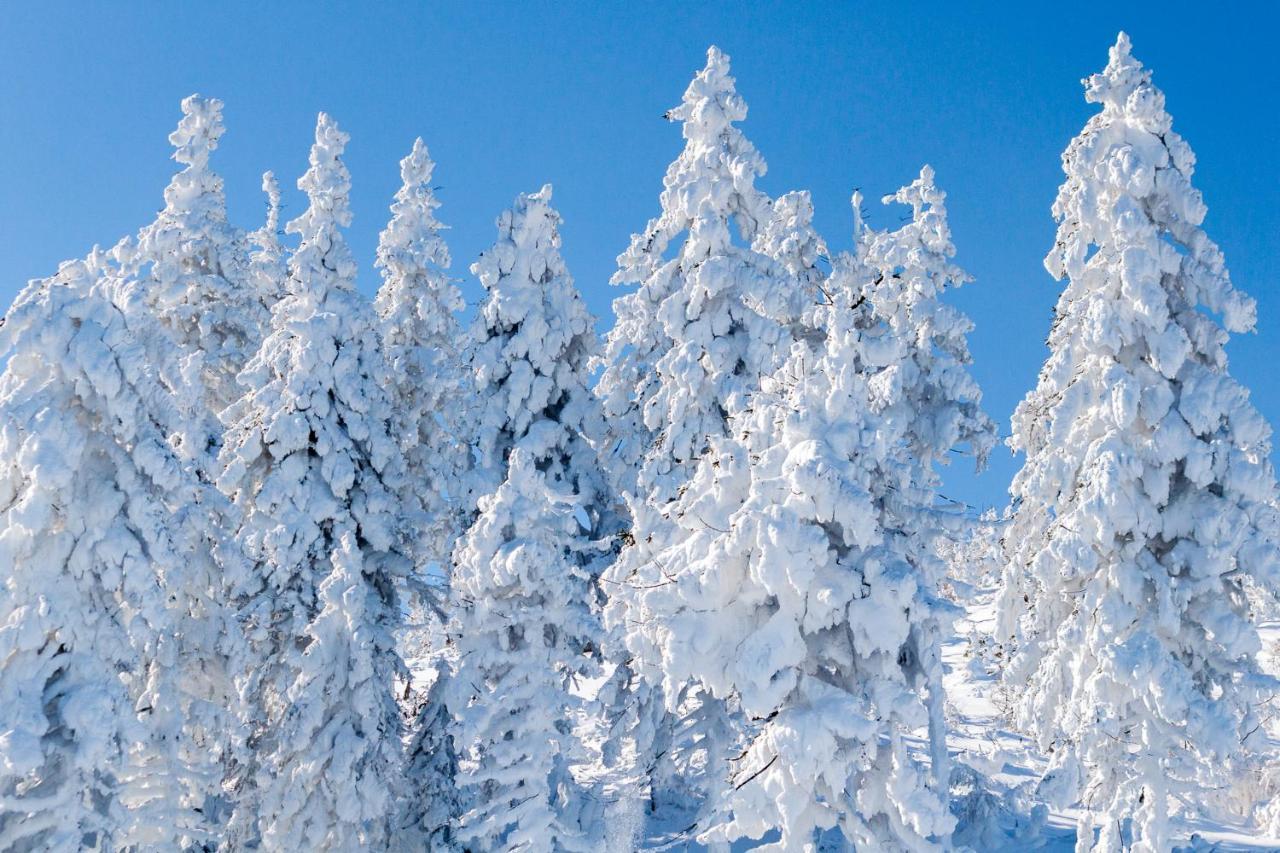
[{"x1": 734, "y1": 753, "x2": 778, "y2": 790}]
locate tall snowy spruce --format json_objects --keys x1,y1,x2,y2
[
  {"x1": 597, "y1": 45, "x2": 804, "y2": 503},
  {"x1": 752, "y1": 188, "x2": 830, "y2": 337},
  {"x1": 861, "y1": 168, "x2": 997, "y2": 796},
  {"x1": 401, "y1": 664, "x2": 460, "y2": 850},
  {"x1": 862, "y1": 167, "x2": 996, "y2": 491},
  {"x1": 373, "y1": 137, "x2": 471, "y2": 848},
  {"x1": 246, "y1": 170, "x2": 289, "y2": 314},
  {"x1": 996, "y1": 34, "x2": 1280, "y2": 852},
  {"x1": 0, "y1": 257, "x2": 232, "y2": 851},
  {"x1": 448, "y1": 185, "x2": 609, "y2": 851},
  {"x1": 374, "y1": 137, "x2": 469, "y2": 567},
  {"x1": 127, "y1": 95, "x2": 267, "y2": 425},
  {"x1": 216, "y1": 114, "x2": 408, "y2": 850},
  {"x1": 624, "y1": 173, "x2": 993, "y2": 849},
  {"x1": 597, "y1": 45, "x2": 813, "y2": 822}
]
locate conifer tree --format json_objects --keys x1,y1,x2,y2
[
  {"x1": 376, "y1": 138, "x2": 469, "y2": 853},
  {"x1": 996, "y1": 34, "x2": 1280, "y2": 851},
  {"x1": 860, "y1": 169, "x2": 997, "y2": 796},
  {"x1": 0, "y1": 257, "x2": 229, "y2": 851},
  {"x1": 247, "y1": 170, "x2": 288, "y2": 314},
  {"x1": 597, "y1": 45, "x2": 813, "y2": 821},
  {"x1": 401, "y1": 667, "x2": 461, "y2": 850},
  {"x1": 217, "y1": 114, "x2": 407, "y2": 850},
  {"x1": 128, "y1": 95, "x2": 266, "y2": 422},
  {"x1": 448, "y1": 186, "x2": 608, "y2": 851},
  {"x1": 597, "y1": 46, "x2": 803, "y2": 503},
  {"x1": 623, "y1": 175, "x2": 992, "y2": 848},
  {"x1": 862, "y1": 167, "x2": 996, "y2": 481},
  {"x1": 374, "y1": 137, "x2": 469, "y2": 566}
]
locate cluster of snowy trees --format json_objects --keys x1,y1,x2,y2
[{"x1": 0, "y1": 33, "x2": 1276, "y2": 852}]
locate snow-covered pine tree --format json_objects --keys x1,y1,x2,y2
[
  {"x1": 247, "y1": 170, "x2": 289, "y2": 315},
  {"x1": 996, "y1": 33, "x2": 1280, "y2": 852},
  {"x1": 0, "y1": 256, "x2": 230, "y2": 851},
  {"x1": 596, "y1": 45, "x2": 802, "y2": 503},
  {"x1": 752, "y1": 188, "x2": 830, "y2": 340},
  {"x1": 597, "y1": 45, "x2": 812, "y2": 822},
  {"x1": 451, "y1": 451, "x2": 603, "y2": 853},
  {"x1": 938, "y1": 510, "x2": 1007, "y2": 698},
  {"x1": 216, "y1": 114, "x2": 408, "y2": 851},
  {"x1": 373, "y1": 137, "x2": 470, "y2": 849},
  {"x1": 464, "y1": 185, "x2": 606, "y2": 510},
  {"x1": 623, "y1": 174, "x2": 992, "y2": 849},
  {"x1": 862, "y1": 166, "x2": 996, "y2": 485},
  {"x1": 127, "y1": 95, "x2": 266, "y2": 426},
  {"x1": 939, "y1": 510, "x2": 1004, "y2": 598},
  {"x1": 374, "y1": 137, "x2": 469, "y2": 567},
  {"x1": 861, "y1": 167, "x2": 997, "y2": 793},
  {"x1": 401, "y1": 662, "x2": 460, "y2": 850},
  {"x1": 448, "y1": 185, "x2": 608, "y2": 851}
]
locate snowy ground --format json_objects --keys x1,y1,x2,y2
[{"x1": 943, "y1": 585, "x2": 1280, "y2": 852}]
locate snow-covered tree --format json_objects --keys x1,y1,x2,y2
[
  {"x1": 450, "y1": 451, "x2": 602, "y2": 852},
  {"x1": 448, "y1": 185, "x2": 608, "y2": 851},
  {"x1": 996, "y1": 33, "x2": 1280, "y2": 852},
  {"x1": 857, "y1": 169, "x2": 998, "y2": 798},
  {"x1": 0, "y1": 257, "x2": 230, "y2": 851},
  {"x1": 401, "y1": 661, "x2": 461, "y2": 850},
  {"x1": 127, "y1": 95, "x2": 266, "y2": 423},
  {"x1": 618, "y1": 173, "x2": 992, "y2": 848},
  {"x1": 374, "y1": 137, "x2": 469, "y2": 567},
  {"x1": 216, "y1": 114, "x2": 407, "y2": 850},
  {"x1": 939, "y1": 510, "x2": 1004, "y2": 597},
  {"x1": 247, "y1": 170, "x2": 289, "y2": 314},
  {"x1": 597, "y1": 45, "x2": 814, "y2": 822},
  {"x1": 464, "y1": 184, "x2": 607, "y2": 512},
  {"x1": 372, "y1": 146, "x2": 469, "y2": 837},
  {"x1": 862, "y1": 166, "x2": 996, "y2": 481},
  {"x1": 596, "y1": 46, "x2": 803, "y2": 503},
  {"x1": 938, "y1": 510, "x2": 1008, "y2": 703},
  {"x1": 752, "y1": 188, "x2": 830, "y2": 340}
]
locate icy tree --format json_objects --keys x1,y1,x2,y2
[
  {"x1": 752, "y1": 188, "x2": 830, "y2": 340},
  {"x1": 401, "y1": 663, "x2": 461, "y2": 850},
  {"x1": 619, "y1": 177, "x2": 992, "y2": 848},
  {"x1": 859, "y1": 168, "x2": 997, "y2": 793},
  {"x1": 862, "y1": 167, "x2": 996, "y2": 481},
  {"x1": 127, "y1": 95, "x2": 266, "y2": 421},
  {"x1": 996, "y1": 33, "x2": 1280, "y2": 852},
  {"x1": 596, "y1": 46, "x2": 803, "y2": 503},
  {"x1": 374, "y1": 137, "x2": 469, "y2": 566},
  {"x1": 448, "y1": 186, "x2": 607, "y2": 851},
  {"x1": 464, "y1": 184, "x2": 606, "y2": 513},
  {"x1": 247, "y1": 171, "x2": 289, "y2": 314},
  {"x1": 216, "y1": 114, "x2": 407, "y2": 850},
  {"x1": 939, "y1": 510, "x2": 1004, "y2": 596},
  {"x1": 597, "y1": 45, "x2": 812, "y2": 820},
  {"x1": 0, "y1": 258, "x2": 231, "y2": 851},
  {"x1": 372, "y1": 145, "x2": 467, "y2": 827},
  {"x1": 450, "y1": 452, "x2": 602, "y2": 852}
]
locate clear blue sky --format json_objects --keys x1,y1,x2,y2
[{"x1": 2, "y1": 2, "x2": 1277, "y2": 512}]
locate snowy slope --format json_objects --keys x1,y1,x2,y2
[{"x1": 945, "y1": 583, "x2": 1280, "y2": 852}]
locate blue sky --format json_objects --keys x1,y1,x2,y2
[{"x1": 2, "y1": 2, "x2": 1276, "y2": 511}]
